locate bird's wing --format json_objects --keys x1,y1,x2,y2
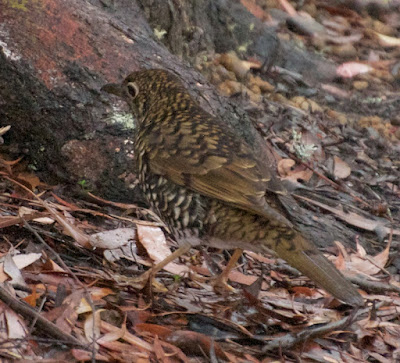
[{"x1": 144, "y1": 116, "x2": 288, "y2": 223}]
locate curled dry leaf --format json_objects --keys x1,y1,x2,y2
[
  {"x1": 374, "y1": 32, "x2": 400, "y2": 48},
  {"x1": 0, "y1": 125, "x2": 11, "y2": 136},
  {"x1": 3, "y1": 254, "x2": 27, "y2": 288},
  {"x1": 0, "y1": 253, "x2": 42, "y2": 283}
]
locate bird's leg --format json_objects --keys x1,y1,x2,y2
[
  {"x1": 149, "y1": 241, "x2": 192, "y2": 275},
  {"x1": 118, "y1": 242, "x2": 192, "y2": 290},
  {"x1": 212, "y1": 248, "x2": 243, "y2": 293}
]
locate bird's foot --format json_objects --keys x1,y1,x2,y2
[
  {"x1": 211, "y1": 273, "x2": 237, "y2": 294},
  {"x1": 114, "y1": 242, "x2": 192, "y2": 291},
  {"x1": 211, "y1": 248, "x2": 244, "y2": 294},
  {"x1": 114, "y1": 269, "x2": 165, "y2": 291}
]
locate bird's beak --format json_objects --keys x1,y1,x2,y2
[{"x1": 101, "y1": 83, "x2": 124, "y2": 97}]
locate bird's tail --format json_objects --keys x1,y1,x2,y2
[{"x1": 269, "y1": 229, "x2": 363, "y2": 306}]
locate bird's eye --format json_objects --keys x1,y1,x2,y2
[{"x1": 126, "y1": 82, "x2": 139, "y2": 98}]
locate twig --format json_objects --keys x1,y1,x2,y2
[
  {"x1": 262, "y1": 302, "x2": 381, "y2": 353},
  {"x1": 0, "y1": 284, "x2": 84, "y2": 347},
  {"x1": 348, "y1": 275, "x2": 400, "y2": 295}
]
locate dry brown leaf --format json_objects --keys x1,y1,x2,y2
[
  {"x1": 240, "y1": 0, "x2": 269, "y2": 20},
  {"x1": 277, "y1": 159, "x2": 295, "y2": 177},
  {"x1": 16, "y1": 172, "x2": 41, "y2": 190},
  {"x1": 137, "y1": 225, "x2": 189, "y2": 275},
  {"x1": 71, "y1": 349, "x2": 110, "y2": 361},
  {"x1": 51, "y1": 291, "x2": 83, "y2": 334},
  {"x1": 0, "y1": 253, "x2": 42, "y2": 283},
  {"x1": 334, "y1": 240, "x2": 390, "y2": 276},
  {"x1": 84, "y1": 309, "x2": 102, "y2": 348},
  {"x1": 89, "y1": 228, "x2": 136, "y2": 249},
  {"x1": 0, "y1": 301, "x2": 30, "y2": 358},
  {"x1": 333, "y1": 155, "x2": 351, "y2": 179},
  {"x1": 295, "y1": 195, "x2": 400, "y2": 237},
  {"x1": 282, "y1": 167, "x2": 313, "y2": 184},
  {"x1": 90, "y1": 287, "x2": 115, "y2": 301},
  {"x1": 101, "y1": 320, "x2": 154, "y2": 352},
  {"x1": 97, "y1": 322, "x2": 126, "y2": 345},
  {"x1": 227, "y1": 270, "x2": 258, "y2": 286},
  {"x1": 42, "y1": 258, "x2": 66, "y2": 273}
]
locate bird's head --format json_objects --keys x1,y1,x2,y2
[{"x1": 102, "y1": 69, "x2": 188, "y2": 120}]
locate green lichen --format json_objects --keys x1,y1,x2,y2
[
  {"x1": 292, "y1": 130, "x2": 318, "y2": 161},
  {"x1": 105, "y1": 110, "x2": 136, "y2": 130},
  {"x1": 154, "y1": 28, "x2": 167, "y2": 40},
  {"x1": 2, "y1": 0, "x2": 44, "y2": 11}
]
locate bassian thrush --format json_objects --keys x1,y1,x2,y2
[{"x1": 102, "y1": 69, "x2": 363, "y2": 306}]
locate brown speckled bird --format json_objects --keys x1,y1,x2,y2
[{"x1": 103, "y1": 69, "x2": 363, "y2": 306}]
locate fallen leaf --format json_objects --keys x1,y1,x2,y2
[
  {"x1": 333, "y1": 155, "x2": 351, "y2": 179},
  {"x1": 278, "y1": 0, "x2": 297, "y2": 16},
  {"x1": 336, "y1": 62, "x2": 373, "y2": 78},
  {"x1": 240, "y1": 0, "x2": 269, "y2": 20},
  {"x1": 89, "y1": 228, "x2": 136, "y2": 249},
  {"x1": 321, "y1": 84, "x2": 351, "y2": 98},
  {"x1": 295, "y1": 195, "x2": 400, "y2": 237},
  {"x1": 101, "y1": 320, "x2": 154, "y2": 352},
  {"x1": 375, "y1": 32, "x2": 400, "y2": 48},
  {"x1": 137, "y1": 225, "x2": 189, "y2": 275},
  {"x1": 16, "y1": 172, "x2": 41, "y2": 190},
  {"x1": 282, "y1": 166, "x2": 313, "y2": 184},
  {"x1": 334, "y1": 239, "x2": 390, "y2": 276},
  {"x1": 218, "y1": 52, "x2": 260, "y2": 79},
  {"x1": 278, "y1": 159, "x2": 295, "y2": 177},
  {"x1": 84, "y1": 309, "x2": 102, "y2": 348},
  {"x1": 0, "y1": 301, "x2": 31, "y2": 358},
  {"x1": 0, "y1": 253, "x2": 42, "y2": 283},
  {"x1": 0, "y1": 125, "x2": 11, "y2": 136}
]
